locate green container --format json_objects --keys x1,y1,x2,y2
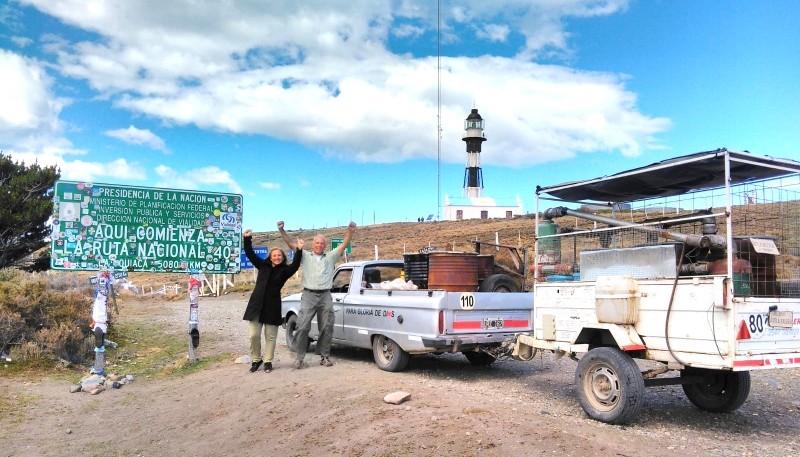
[
  {"x1": 537, "y1": 221, "x2": 561, "y2": 263},
  {"x1": 733, "y1": 273, "x2": 751, "y2": 296}
]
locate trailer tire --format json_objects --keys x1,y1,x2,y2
[
  {"x1": 372, "y1": 335, "x2": 409, "y2": 372},
  {"x1": 575, "y1": 347, "x2": 645, "y2": 425},
  {"x1": 463, "y1": 350, "x2": 496, "y2": 366},
  {"x1": 681, "y1": 368, "x2": 751, "y2": 413},
  {"x1": 478, "y1": 274, "x2": 520, "y2": 293},
  {"x1": 285, "y1": 314, "x2": 310, "y2": 353}
]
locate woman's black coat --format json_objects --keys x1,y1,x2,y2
[{"x1": 241, "y1": 237, "x2": 301, "y2": 325}]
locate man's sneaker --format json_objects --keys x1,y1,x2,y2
[
  {"x1": 249, "y1": 360, "x2": 263, "y2": 373},
  {"x1": 293, "y1": 359, "x2": 307, "y2": 370},
  {"x1": 320, "y1": 356, "x2": 333, "y2": 367},
  {"x1": 263, "y1": 362, "x2": 273, "y2": 373}
]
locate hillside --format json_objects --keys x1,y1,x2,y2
[
  {"x1": 251, "y1": 216, "x2": 538, "y2": 261},
  {"x1": 80, "y1": 216, "x2": 540, "y2": 296}
]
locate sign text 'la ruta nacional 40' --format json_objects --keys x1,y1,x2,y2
[{"x1": 50, "y1": 181, "x2": 243, "y2": 273}]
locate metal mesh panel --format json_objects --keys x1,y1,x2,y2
[{"x1": 536, "y1": 175, "x2": 800, "y2": 297}]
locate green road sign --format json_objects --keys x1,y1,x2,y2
[
  {"x1": 50, "y1": 181, "x2": 243, "y2": 273},
  {"x1": 331, "y1": 237, "x2": 351, "y2": 254}
]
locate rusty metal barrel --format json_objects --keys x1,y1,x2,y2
[{"x1": 427, "y1": 252, "x2": 479, "y2": 292}]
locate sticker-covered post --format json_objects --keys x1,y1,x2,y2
[
  {"x1": 187, "y1": 275, "x2": 201, "y2": 363},
  {"x1": 90, "y1": 270, "x2": 115, "y2": 375}
]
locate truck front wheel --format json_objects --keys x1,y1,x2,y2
[
  {"x1": 285, "y1": 314, "x2": 310, "y2": 353},
  {"x1": 681, "y1": 368, "x2": 750, "y2": 413},
  {"x1": 372, "y1": 335, "x2": 409, "y2": 372},
  {"x1": 575, "y1": 347, "x2": 645, "y2": 425}
]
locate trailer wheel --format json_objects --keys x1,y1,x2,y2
[
  {"x1": 463, "y1": 350, "x2": 496, "y2": 366},
  {"x1": 372, "y1": 335, "x2": 409, "y2": 372},
  {"x1": 575, "y1": 347, "x2": 645, "y2": 425},
  {"x1": 478, "y1": 274, "x2": 520, "y2": 293},
  {"x1": 285, "y1": 314, "x2": 310, "y2": 353},
  {"x1": 681, "y1": 368, "x2": 751, "y2": 413}
]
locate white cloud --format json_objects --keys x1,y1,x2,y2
[
  {"x1": 11, "y1": 36, "x2": 33, "y2": 47},
  {"x1": 259, "y1": 182, "x2": 281, "y2": 190},
  {"x1": 61, "y1": 158, "x2": 147, "y2": 182},
  {"x1": 0, "y1": 49, "x2": 66, "y2": 146},
  {"x1": 475, "y1": 24, "x2": 510, "y2": 42},
  {"x1": 155, "y1": 164, "x2": 244, "y2": 194},
  {"x1": 9, "y1": 0, "x2": 663, "y2": 170},
  {"x1": 105, "y1": 125, "x2": 168, "y2": 153}
]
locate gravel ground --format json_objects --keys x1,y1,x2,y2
[{"x1": 2, "y1": 293, "x2": 799, "y2": 457}]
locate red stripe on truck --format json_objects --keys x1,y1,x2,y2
[
  {"x1": 733, "y1": 357, "x2": 800, "y2": 367},
  {"x1": 451, "y1": 319, "x2": 529, "y2": 330},
  {"x1": 453, "y1": 321, "x2": 482, "y2": 330}
]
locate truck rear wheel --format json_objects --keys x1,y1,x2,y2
[
  {"x1": 575, "y1": 347, "x2": 645, "y2": 425},
  {"x1": 681, "y1": 368, "x2": 751, "y2": 413},
  {"x1": 463, "y1": 350, "x2": 496, "y2": 366},
  {"x1": 372, "y1": 335, "x2": 409, "y2": 372},
  {"x1": 478, "y1": 274, "x2": 520, "y2": 293}
]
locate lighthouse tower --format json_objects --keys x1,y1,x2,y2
[{"x1": 462, "y1": 108, "x2": 486, "y2": 198}]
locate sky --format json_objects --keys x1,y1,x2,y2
[{"x1": 1, "y1": 0, "x2": 799, "y2": 231}]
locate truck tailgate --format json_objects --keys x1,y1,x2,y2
[{"x1": 444, "y1": 292, "x2": 533, "y2": 335}]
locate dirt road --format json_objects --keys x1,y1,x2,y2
[{"x1": 2, "y1": 295, "x2": 800, "y2": 457}]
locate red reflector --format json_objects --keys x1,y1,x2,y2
[
  {"x1": 736, "y1": 320, "x2": 751, "y2": 340},
  {"x1": 438, "y1": 310, "x2": 444, "y2": 335}
]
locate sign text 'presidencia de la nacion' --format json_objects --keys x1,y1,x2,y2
[{"x1": 50, "y1": 181, "x2": 243, "y2": 273}]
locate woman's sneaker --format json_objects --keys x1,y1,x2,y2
[
  {"x1": 320, "y1": 356, "x2": 333, "y2": 367},
  {"x1": 263, "y1": 362, "x2": 273, "y2": 373},
  {"x1": 249, "y1": 360, "x2": 263, "y2": 372}
]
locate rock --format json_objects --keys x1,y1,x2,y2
[
  {"x1": 125, "y1": 374, "x2": 135, "y2": 382},
  {"x1": 235, "y1": 355, "x2": 253, "y2": 364},
  {"x1": 384, "y1": 391, "x2": 411, "y2": 405}
]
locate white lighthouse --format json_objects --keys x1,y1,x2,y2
[
  {"x1": 443, "y1": 107, "x2": 524, "y2": 221},
  {"x1": 462, "y1": 108, "x2": 485, "y2": 198}
]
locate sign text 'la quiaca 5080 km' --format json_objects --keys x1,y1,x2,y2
[{"x1": 50, "y1": 181, "x2": 243, "y2": 273}]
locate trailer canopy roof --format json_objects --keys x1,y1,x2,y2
[{"x1": 536, "y1": 149, "x2": 800, "y2": 204}]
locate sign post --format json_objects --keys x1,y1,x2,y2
[
  {"x1": 331, "y1": 237, "x2": 352, "y2": 262},
  {"x1": 187, "y1": 275, "x2": 201, "y2": 362}
]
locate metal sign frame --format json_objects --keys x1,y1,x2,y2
[{"x1": 50, "y1": 181, "x2": 243, "y2": 273}]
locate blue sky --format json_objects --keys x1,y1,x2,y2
[{"x1": 2, "y1": 0, "x2": 799, "y2": 231}]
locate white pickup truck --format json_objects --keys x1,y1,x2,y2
[
  {"x1": 281, "y1": 259, "x2": 533, "y2": 371},
  {"x1": 513, "y1": 149, "x2": 800, "y2": 424}
]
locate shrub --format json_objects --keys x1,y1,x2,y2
[
  {"x1": 37, "y1": 323, "x2": 93, "y2": 364},
  {"x1": 0, "y1": 308, "x2": 24, "y2": 354},
  {"x1": 0, "y1": 269, "x2": 96, "y2": 364}
]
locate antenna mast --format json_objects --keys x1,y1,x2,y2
[{"x1": 437, "y1": 0, "x2": 441, "y2": 221}]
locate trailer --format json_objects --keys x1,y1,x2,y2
[{"x1": 513, "y1": 149, "x2": 800, "y2": 424}]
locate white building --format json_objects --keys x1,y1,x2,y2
[{"x1": 444, "y1": 195, "x2": 524, "y2": 220}]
